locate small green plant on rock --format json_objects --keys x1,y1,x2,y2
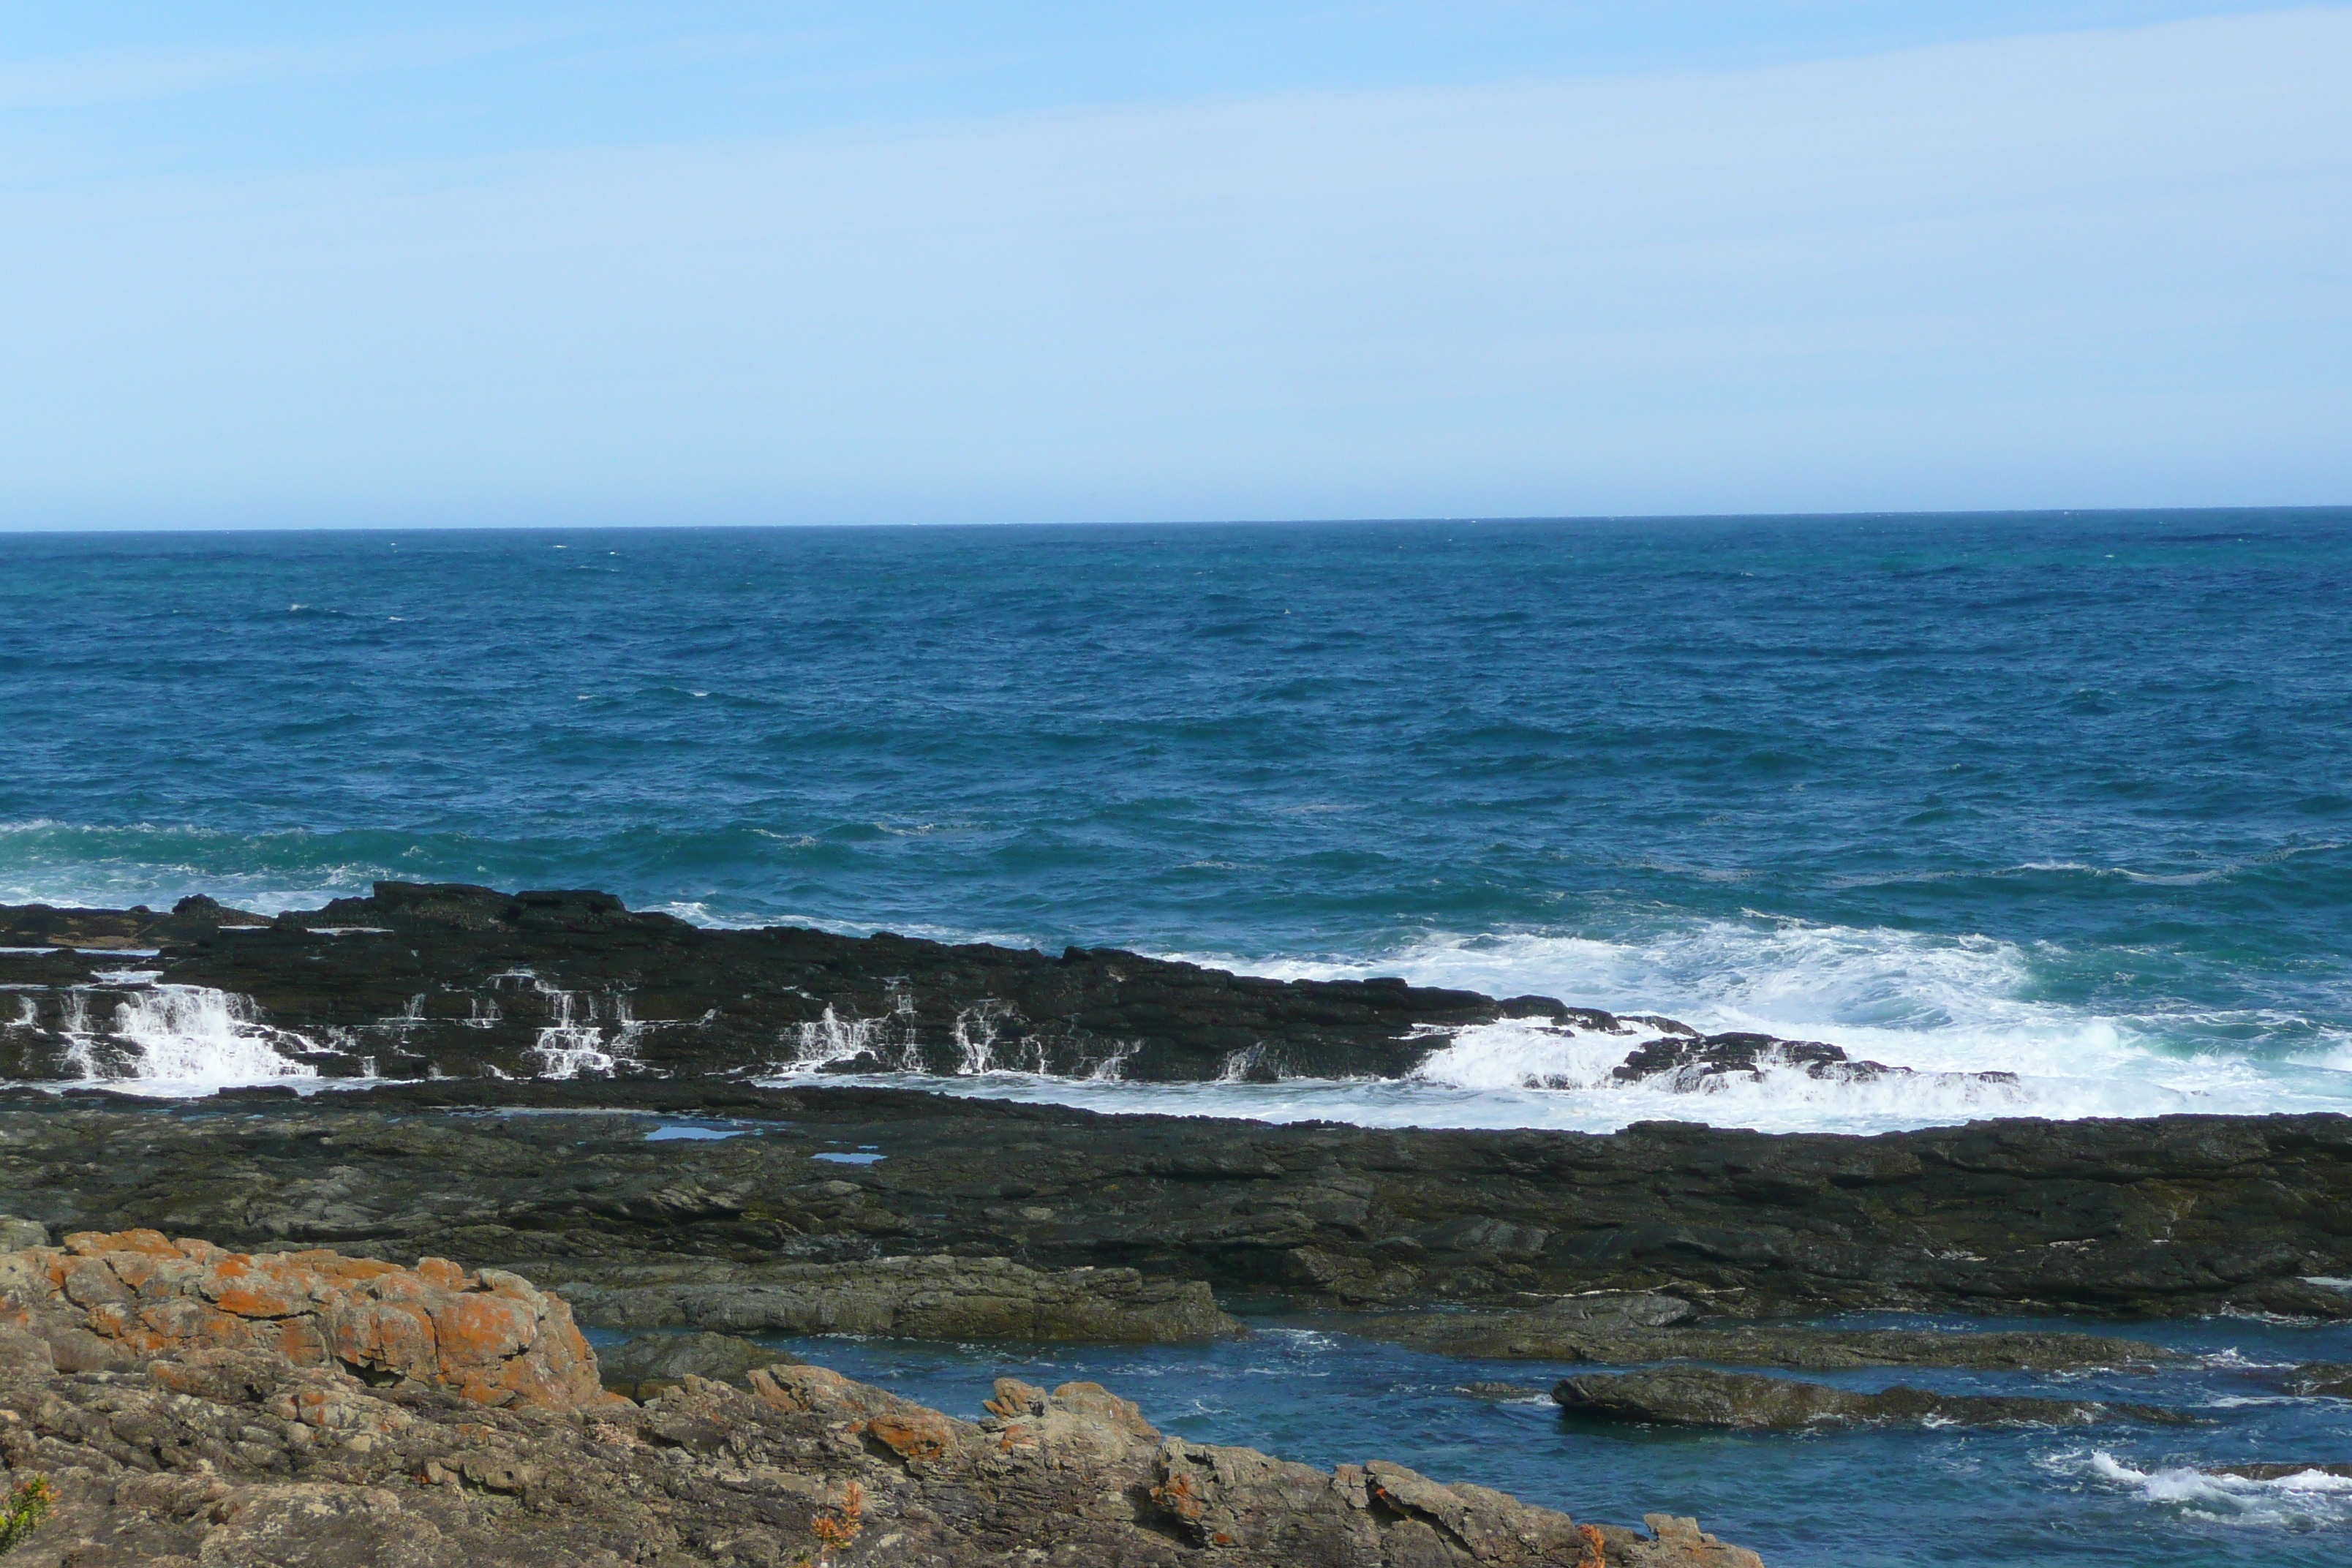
[
  {"x1": 811, "y1": 1480, "x2": 863, "y2": 1567},
  {"x1": 0, "y1": 1476, "x2": 56, "y2": 1555}
]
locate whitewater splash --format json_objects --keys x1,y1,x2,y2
[
  {"x1": 769, "y1": 915, "x2": 2352, "y2": 1135},
  {"x1": 2078, "y1": 1452, "x2": 2352, "y2": 1529},
  {"x1": 31, "y1": 984, "x2": 326, "y2": 1093},
  {"x1": 6, "y1": 900, "x2": 2350, "y2": 1133}
]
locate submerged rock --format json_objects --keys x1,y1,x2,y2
[
  {"x1": 2283, "y1": 1362, "x2": 2352, "y2": 1398},
  {"x1": 1459, "y1": 1380, "x2": 1553, "y2": 1401},
  {"x1": 1610, "y1": 1033, "x2": 2016, "y2": 1093},
  {"x1": 1553, "y1": 1368, "x2": 2193, "y2": 1431},
  {"x1": 2203, "y1": 1462, "x2": 2352, "y2": 1480}
]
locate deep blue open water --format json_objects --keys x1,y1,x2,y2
[{"x1": 5, "y1": 512, "x2": 2348, "y2": 1128}]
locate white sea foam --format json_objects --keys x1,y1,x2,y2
[
  {"x1": 2076, "y1": 1450, "x2": 2352, "y2": 1529},
  {"x1": 871, "y1": 916, "x2": 2352, "y2": 1134},
  {"x1": 100, "y1": 985, "x2": 321, "y2": 1090}
]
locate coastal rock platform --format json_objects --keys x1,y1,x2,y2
[
  {"x1": 2, "y1": 1080, "x2": 2347, "y2": 1323},
  {"x1": 0, "y1": 1236, "x2": 1764, "y2": 1568}
]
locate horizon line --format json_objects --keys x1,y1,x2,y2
[{"x1": 3, "y1": 502, "x2": 2348, "y2": 540}]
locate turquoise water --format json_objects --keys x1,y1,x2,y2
[
  {"x1": 581, "y1": 1315, "x2": 2352, "y2": 1567},
  {"x1": 4, "y1": 511, "x2": 2351, "y2": 1126}
]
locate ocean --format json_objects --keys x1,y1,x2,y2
[
  {"x1": 4, "y1": 510, "x2": 2349, "y2": 1131},
  {"x1": 12, "y1": 510, "x2": 2352, "y2": 1566}
]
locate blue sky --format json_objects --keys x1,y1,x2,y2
[{"x1": 3, "y1": 3, "x2": 2345, "y2": 527}]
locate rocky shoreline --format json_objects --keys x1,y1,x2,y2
[
  {"x1": 0, "y1": 1230, "x2": 1761, "y2": 1567},
  {"x1": 2, "y1": 1079, "x2": 2346, "y2": 1324},
  {"x1": 0, "y1": 883, "x2": 1993, "y2": 1093},
  {"x1": 7, "y1": 883, "x2": 2352, "y2": 1557}
]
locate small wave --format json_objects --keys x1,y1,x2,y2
[{"x1": 2076, "y1": 1450, "x2": 2352, "y2": 1529}]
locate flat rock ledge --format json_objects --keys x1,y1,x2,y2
[
  {"x1": 1553, "y1": 1368, "x2": 2193, "y2": 1431},
  {"x1": 540, "y1": 1253, "x2": 1240, "y2": 1343},
  {"x1": 0, "y1": 1237, "x2": 1768, "y2": 1567},
  {"x1": 1357, "y1": 1306, "x2": 2181, "y2": 1372}
]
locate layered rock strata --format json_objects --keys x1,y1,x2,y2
[
  {"x1": 540, "y1": 1254, "x2": 1237, "y2": 1341},
  {"x1": 4, "y1": 1082, "x2": 2348, "y2": 1321}
]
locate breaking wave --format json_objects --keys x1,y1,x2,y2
[
  {"x1": 2074, "y1": 1451, "x2": 2352, "y2": 1530},
  {"x1": 912, "y1": 916, "x2": 2352, "y2": 1134}
]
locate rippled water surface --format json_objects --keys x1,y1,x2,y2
[
  {"x1": 584, "y1": 1315, "x2": 2352, "y2": 1568},
  {"x1": 4, "y1": 511, "x2": 2350, "y2": 1128}
]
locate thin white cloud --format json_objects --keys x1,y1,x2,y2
[
  {"x1": 1, "y1": 7, "x2": 2346, "y2": 524},
  {"x1": 0, "y1": 23, "x2": 569, "y2": 112}
]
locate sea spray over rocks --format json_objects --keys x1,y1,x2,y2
[{"x1": 3, "y1": 886, "x2": 2072, "y2": 1136}]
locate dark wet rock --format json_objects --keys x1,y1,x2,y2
[
  {"x1": 0, "y1": 1245, "x2": 1766, "y2": 1568},
  {"x1": 1610, "y1": 1033, "x2": 2016, "y2": 1092},
  {"x1": 1535, "y1": 1292, "x2": 1697, "y2": 1327},
  {"x1": 1, "y1": 1083, "x2": 2349, "y2": 1322},
  {"x1": 596, "y1": 1330, "x2": 799, "y2": 1400},
  {"x1": 1355, "y1": 1313, "x2": 2182, "y2": 1371},
  {"x1": 1553, "y1": 1368, "x2": 2193, "y2": 1430},
  {"x1": 0, "y1": 883, "x2": 1623, "y2": 1083},
  {"x1": 2283, "y1": 1362, "x2": 2352, "y2": 1397},
  {"x1": 543, "y1": 1253, "x2": 1240, "y2": 1342},
  {"x1": 2204, "y1": 1462, "x2": 2352, "y2": 1480}
]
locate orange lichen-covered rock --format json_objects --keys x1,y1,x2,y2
[{"x1": 0, "y1": 1231, "x2": 615, "y2": 1411}]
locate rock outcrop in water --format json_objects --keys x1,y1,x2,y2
[
  {"x1": 0, "y1": 883, "x2": 1977, "y2": 1096},
  {"x1": 0, "y1": 883, "x2": 1594, "y2": 1084},
  {"x1": 1354, "y1": 1313, "x2": 2183, "y2": 1371},
  {"x1": 1552, "y1": 1367, "x2": 2191, "y2": 1431},
  {"x1": 0, "y1": 1235, "x2": 1765, "y2": 1567},
  {"x1": 3, "y1": 1082, "x2": 2349, "y2": 1322}
]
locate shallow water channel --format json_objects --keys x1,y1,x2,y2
[{"x1": 588, "y1": 1312, "x2": 2352, "y2": 1567}]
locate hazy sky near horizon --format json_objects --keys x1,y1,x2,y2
[{"x1": 3, "y1": 3, "x2": 2347, "y2": 528}]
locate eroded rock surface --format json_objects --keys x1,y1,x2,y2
[
  {"x1": 0, "y1": 1231, "x2": 608, "y2": 1409},
  {"x1": 543, "y1": 1253, "x2": 1237, "y2": 1342},
  {"x1": 596, "y1": 1332, "x2": 799, "y2": 1401},
  {"x1": 0, "y1": 1245, "x2": 1767, "y2": 1567},
  {"x1": 4, "y1": 1084, "x2": 2348, "y2": 1322},
  {"x1": 1553, "y1": 1368, "x2": 2192, "y2": 1431}
]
